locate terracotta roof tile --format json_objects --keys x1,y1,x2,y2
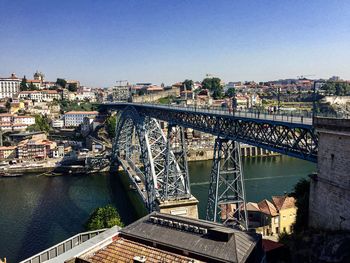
[
  {"x1": 272, "y1": 196, "x2": 296, "y2": 211},
  {"x1": 258, "y1": 199, "x2": 278, "y2": 216},
  {"x1": 82, "y1": 237, "x2": 200, "y2": 263}
]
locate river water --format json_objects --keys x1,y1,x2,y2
[{"x1": 0, "y1": 156, "x2": 315, "y2": 262}]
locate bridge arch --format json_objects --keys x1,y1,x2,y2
[{"x1": 112, "y1": 106, "x2": 190, "y2": 211}]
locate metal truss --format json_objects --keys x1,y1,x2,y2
[
  {"x1": 206, "y1": 137, "x2": 248, "y2": 230},
  {"x1": 112, "y1": 106, "x2": 190, "y2": 212},
  {"x1": 116, "y1": 105, "x2": 318, "y2": 162},
  {"x1": 164, "y1": 124, "x2": 191, "y2": 200}
]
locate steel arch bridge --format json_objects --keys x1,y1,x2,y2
[
  {"x1": 103, "y1": 102, "x2": 318, "y2": 230},
  {"x1": 112, "y1": 106, "x2": 191, "y2": 212}
]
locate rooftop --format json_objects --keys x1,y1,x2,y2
[
  {"x1": 272, "y1": 196, "x2": 295, "y2": 211},
  {"x1": 65, "y1": 111, "x2": 98, "y2": 115},
  {"x1": 80, "y1": 236, "x2": 198, "y2": 263},
  {"x1": 116, "y1": 212, "x2": 262, "y2": 263}
]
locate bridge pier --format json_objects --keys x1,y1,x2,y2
[
  {"x1": 309, "y1": 118, "x2": 350, "y2": 231},
  {"x1": 206, "y1": 137, "x2": 248, "y2": 230}
]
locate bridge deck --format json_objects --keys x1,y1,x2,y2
[{"x1": 101, "y1": 102, "x2": 318, "y2": 162}]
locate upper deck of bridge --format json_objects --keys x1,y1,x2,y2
[{"x1": 100, "y1": 102, "x2": 314, "y2": 128}]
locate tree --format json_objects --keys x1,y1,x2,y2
[
  {"x1": 322, "y1": 82, "x2": 350, "y2": 96},
  {"x1": 106, "y1": 115, "x2": 116, "y2": 138},
  {"x1": 20, "y1": 76, "x2": 28, "y2": 91},
  {"x1": 5, "y1": 100, "x2": 11, "y2": 110},
  {"x1": 182, "y1": 79, "x2": 193, "y2": 91},
  {"x1": 202, "y1": 77, "x2": 223, "y2": 99},
  {"x1": 28, "y1": 82, "x2": 38, "y2": 91},
  {"x1": 85, "y1": 205, "x2": 124, "y2": 231},
  {"x1": 290, "y1": 178, "x2": 310, "y2": 232},
  {"x1": 225, "y1": 87, "x2": 236, "y2": 98},
  {"x1": 27, "y1": 115, "x2": 50, "y2": 133},
  {"x1": 68, "y1": 83, "x2": 77, "y2": 92},
  {"x1": 56, "y1": 78, "x2": 67, "y2": 88}
]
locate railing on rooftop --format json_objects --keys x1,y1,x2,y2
[{"x1": 19, "y1": 228, "x2": 106, "y2": 263}]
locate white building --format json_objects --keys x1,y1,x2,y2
[
  {"x1": 18, "y1": 90, "x2": 61, "y2": 102},
  {"x1": 0, "y1": 73, "x2": 20, "y2": 99},
  {"x1": 13, "y1": 116, "x2": 35, "y2": 125},
  {"x1": 51, "y1": 119, "x2": 64, "y2": 128},
  {"x1": 64, "y1": 111, "x2": 98, "y2": 127}
]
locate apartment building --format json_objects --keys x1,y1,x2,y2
[
  {"x1": 18, "y1": 90, "x2": 61, "y2": 102},
  {"x1": 17, "y1": 138, "x2": 57, "y2": 159},
  {"x1": 0, "y1": 114, "x2": 35, "y2": 131},
  {"x1": 64, "y1": 111, "x2": 98, "y2": 127},
  {"x1": 0, "y1": 73, "x2": 20, "y2": 99}
]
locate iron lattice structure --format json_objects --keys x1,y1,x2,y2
[
  {"x1": 112, "y1": 106, "x2": 191, "y2": 211},
  {"x1": 101, "y1": 103, "x2": 318, "y2": 162},
  {"x1": 164, "y1": 124, "x2": 191, "y2": 199},
  {"x1": 206, "y1": 138, "x2": 248, "y2": 230}
]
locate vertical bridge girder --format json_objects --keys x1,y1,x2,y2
[
  {"x1": 206, "y1": 137, "x2": 248, "y2": 230},
  {"x1": 112, "y1": 106, "x2": 191, "y2": 212}
]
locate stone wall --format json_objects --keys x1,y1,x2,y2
[
  {"x1": 309, "y1": 118, "x2": 350, "y2": 231},
  {"x1": 132, "y1": 88, "x2": 180, "y2": 103}
]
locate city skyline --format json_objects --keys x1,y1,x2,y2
[{"x1": 1, "y1": 0, "x2": 350, "y2": 87}]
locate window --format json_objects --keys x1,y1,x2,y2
[
  {"x1": 283, "y1": 227, "x2": 286, "y2": 232},
  {"x1": 275, "y1": 227, "x2": 279, "y2": 234}
]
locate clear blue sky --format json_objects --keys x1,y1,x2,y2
[{"x1": 0, "y1": 0, "x2": 349, "y2": 87}]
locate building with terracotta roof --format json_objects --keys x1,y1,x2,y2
[
  {"x1": 22, "y1": 212, "x2": 264, "y2": 263},
  {"x1": 18, "y1": 90, "x2": 61, "y2": 102},
  {"x1": 17, "y1": 138, "x2": 57, "y2": 159},
  {"x1": 250, "y1": 196, "x2": 297, "y2": 238},
  {"x1": 0, "y1": 73, "x2": 20, "y2": 99}
]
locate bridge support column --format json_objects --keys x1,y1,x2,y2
[
  {"x1": 164, "y1": 125, "x2": 191, "y2": 199},
  {"x1": 206, "y1": 137, "x2": 248, "y2": 230},
  {"x1": 309, "y1": 118, "x2": 350, "y2": 231}
]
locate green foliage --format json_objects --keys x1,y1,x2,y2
[
  {"x1": 290, "y1": 178, "x2": 310, "y2": 232},
  {"x1": 56, "y1": 78, "x2": 67, "y2": 88},
  {"x1": 20, "y1": 76, "x2": 28, "y2": 91},
  {"x1": 322, "y1": 82, "x2": 350, "y2": 96},
  {"x1": 59, "y1": 99, "x2": 93, "y2": 113},
  {"x1": 225, "y1": 87, "x2": 236, "y2": 97},
  {"x1": 202, "y1": 77, "x2": 223, "y2": 99},
  {"x1": 158, "y1": 96, "x2": 175, "y2": 104},
  {"x1": 27, "y1": 115, "x2": 50, "y2": 133},
  {"x1": 28, "y1": 82, "x2": 38, "y2": 91},
  {"x1": 5, "y1": 100, "x2": 11, "y2": 110},
  {"x1": 106, "y1": 115, "x2": 116, "y2": 138},
  {"x1": 85, "y1": 205, "x2": 124, "y2": 231},
  {"x1": 68, "y1": 83, "x2": 77, "y2": 92},
  {"x1": 182, "y1": 79, "x2": 193, "y2": 91}
]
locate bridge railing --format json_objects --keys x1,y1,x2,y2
[
  {"x1": 19, "y1": 229, "x2": 107, "y2": 263},
  {"x1": 126, "y1": 101, "x2": 350, "y2": 124},
  {"x1": 130, "y1": 102, "x2": 314, "y2": 125}
]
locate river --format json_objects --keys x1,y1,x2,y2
[{"x1": 0, "y1": 156, "x2": 315, "y2": 262}]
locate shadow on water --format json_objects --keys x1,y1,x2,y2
[
  {"x1": 107, "y1": 171, "x2": 138, "y2": 225},
  {"x1": 17, "y1": 176, "x2": 88, "y2": 262}
]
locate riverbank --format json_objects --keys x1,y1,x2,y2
[{"x1": 1, "y1": 144, "x2": 280, "y2": 176}]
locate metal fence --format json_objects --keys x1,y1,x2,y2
[
  {"x1": 128, "y1": 101, "x2": 350, "y2": 123},
  {"x1": 19, "y1": 229, "x2": 106, "y2": 263}
]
